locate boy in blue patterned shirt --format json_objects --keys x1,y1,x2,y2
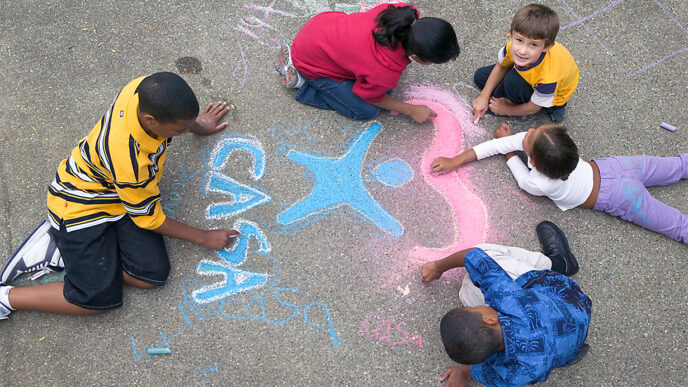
[{"x1": 423, "y1": 222, "x2": 591, "y2": 386}]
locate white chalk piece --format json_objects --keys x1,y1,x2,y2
[
  {"x1": 660, "y1": 122, "x2": 677, "y2": 132},
  {"x1": 147, "y1": 347, "x2": 172, "y2": 355}
]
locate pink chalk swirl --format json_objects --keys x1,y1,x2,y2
[{"x1": 408, "y1": 99, "x2": 488, "y2": 262}]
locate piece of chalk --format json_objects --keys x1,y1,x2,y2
[
  {"x1": 473, "y1": 113, "x2": 482, "y2": 125},
  {"x1": 660, "y1": 122, "x2": 676, "y2": 132},
  {"x1": 147, "y1": 347, "x2": 172, "y2": 355}
]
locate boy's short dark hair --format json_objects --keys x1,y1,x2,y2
[
  {"x1": 136, "y1": 72, "x2": 199, "y2": 124},
  {"x1": 510, "y1": 4, "x2": 560, "y2": 47},
  {"x1": 440, "y1": 308, "x2": 502, "y2": 365},
  {"x1": 531, "y1": 125, "x2": 579, "y2": 180}
]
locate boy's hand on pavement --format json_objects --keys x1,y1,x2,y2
[
  {"x1": 202, "y1": 229, "x2": 240, "y2": 250},
  {"x1": 472, "y1": 95, "x2": 489, "y2": 122},
  {"x1": 191, "y1": 102, "x2": 230, "y2": 135},
  {"x1": 420, "y1": 261, "x2": 442, "y2": 282},
  {"x1": 493, "y1": 122, "x2": 512, "y2": 138},
  {"x1": 440, "y1": 365, "x2": 470, "y2": 387},
  {"x1": 431, "y1": 157, "x2": 460, "y2": 175},
  {"x1": 408, "y1": 104, "x2": 437, "y2": 123}
]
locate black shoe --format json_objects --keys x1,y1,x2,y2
[{"x1": 536, "y1": 221, "x2": 579, "y2": 276}]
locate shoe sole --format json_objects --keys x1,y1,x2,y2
[
  {"x1": 0, "y1": 221, "x2": 62, "y2": 283},
  {"x1": 537, "y1": 221, "x2": 579, "y2": 276},
  {"x1": 277, "y1": 45, "x2": 302, "y2": 88}
]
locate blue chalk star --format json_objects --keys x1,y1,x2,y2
[{"x1": 277, "y1": 122, "x2": 403, "y2": 237}]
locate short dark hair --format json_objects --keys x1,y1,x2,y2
[
  {"x1": 136, "y1": 72, "x2": 199, "y2": 124},
  {"x1": 440, "y1": 308, "x2": 502, "y2": 365},
  {"x1": 510, "y1": 4, "x2": 559, "y2": 47},
  {"x1": 531, "y1": 125, "x2": 579, "y2": 180},
  {"x1": 372, "y1": 5, "x2": 460, "y2": 64}
]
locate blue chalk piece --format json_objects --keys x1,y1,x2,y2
[
  {"x1": 660, "y1": 122, "x2": 677, "y2": 132},
  {"x1": 147, "y1": 347, "x2": 172, "y2": 355}
]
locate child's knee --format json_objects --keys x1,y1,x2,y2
[
  {"x1": 122, "y1": 271, "x2": 163, "y2": 289},
  {"x1": 352, "y1": 106, "x2": 381, "y2": 120}
]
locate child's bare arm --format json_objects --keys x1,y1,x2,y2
[
  {"x1": 430, "y1": 149, "x2": 478, "y2": 175},
  {"x1": 372, "y1": 94, "x2": 437, "y2": 123},
  {"x1": 421, "y1": 248, "x2": 473, "y2": 282},
  {"x1": 473, "y1": 64, "x2": 510, "y2": 121},
  {"x1": 489, "y1": 98, "x2": 542, "y2": 117},
  {"x1": 153, "y1": 217, "x2": 239, "y2": 250},
  {"x1": 189, "y1": 102, "x2": 230, "y2": 135}
]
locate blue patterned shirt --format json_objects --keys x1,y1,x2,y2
[{"x1": 466, "y1": 248, "x2": 592, "y2": 386}]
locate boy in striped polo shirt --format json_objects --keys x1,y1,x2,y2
[
  {"x1": 1, "y1": 72, "x2": 237, "y2": 318},
  {"x1": 472, "y1": 4, "x2": 579, "y2": 123}
]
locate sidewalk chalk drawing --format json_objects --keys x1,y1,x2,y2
[
  {"x1": 354, "y1": 85, "x2": 489, "y2": 288},
  {"x1": 133, "y1": 85, "x2": 491, "y2": 361},
  {"x1": 335, "y1": 0, "x2": 394, "y2": 13},
  {"x1": 204, "y1": 134, "x2": 271, "y2": 220},
  {"x1": 192, "y1": 219, "x2": 272, "y2": 304},
  {"x1": 236, "y1": 0, "x2": 329, "y2": 49},
  {"x1": 277, "y1": 122, "x2": 407, "y2": 237},
  {"x1": 559, "y1": 0, "x2": 688, "y2": 77},
  {"x1": 130, "y1": 278, "x2": 340, "y2": 362},
  {"x1": 406, "y1": 97, "x2": 488, "y2": 262},
  {"x1": 131, "y1": 134, "x2": 340, "y2": 362},
  {"x1": 360, "y1": 314, "x2": 423, "y2": 349}
]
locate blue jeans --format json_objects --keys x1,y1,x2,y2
[
  {"x1": 474, "y1": 65, "x2": 567, "y2": 122},
  {"x1": 294, "y1": 77, "x2": 381, "y2": 120}
]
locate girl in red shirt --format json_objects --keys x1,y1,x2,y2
[{"x1": 278, "y1": 3, "x2": 459, "y2": 123}]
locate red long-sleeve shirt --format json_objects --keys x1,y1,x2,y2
[{"x1": 291, "y1": 3, "x2": 417, "y2": 103}]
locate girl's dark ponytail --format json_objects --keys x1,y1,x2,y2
[
  {"x1": 372, "y1": 5, "x2": 417, "y2": 49},
  {"x1": 372, "y1": 5, "x2": 460, "y2": 64}
]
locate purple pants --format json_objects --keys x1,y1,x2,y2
[{"x1": 593, "y1": 154, "x2": 688, "y2": 244}]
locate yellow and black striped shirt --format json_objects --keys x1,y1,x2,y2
[{"x1": 47, "y1": 76, "x2": 169, "y2": 232}]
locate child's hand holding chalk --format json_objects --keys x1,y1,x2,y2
[{"x1": 473, "y1": 113, "x2": 482, "y2": 125}]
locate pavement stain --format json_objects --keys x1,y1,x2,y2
[{"x1": 175, "y1": 56, "x2": 203, "y2": 75}]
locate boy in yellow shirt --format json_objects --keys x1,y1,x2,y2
[
  {"x1": 1, "y1": 72, "x2": 237, "y2": 318},
  {"x1": 472, "y1": 4, "x2": 579, "y2": 123}
]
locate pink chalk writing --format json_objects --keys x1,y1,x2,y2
[{"x1": 360, "y1": 314, "x2": 423, "y2": 349}]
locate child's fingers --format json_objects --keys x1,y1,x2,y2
[
  {"x1": 211, "y1": 101, "x2": 227, "y2": 113},
  {"x1": 213, "y1": 106, "x2": 230, "y2": 118},
  {"x1": 440, "y1": 368, "x2": 452, "y2": 382},
  {"x1": 203, "y1": 103, "x2": 213, "y2": 113},
  {"x1": 216, "y1": 122, "x2": 229, "y2": 130}
]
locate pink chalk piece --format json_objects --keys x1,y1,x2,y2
[
  {"x1": 473, "y1": 113, "x2": 482, "y2": 125},
  {"x1": 660, "y1": 122, "x2": 677, "y2": 132},
  {"x1": 407, "y1": 98, "x2": 488, "y2": 262}
]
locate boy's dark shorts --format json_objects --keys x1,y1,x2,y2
[{"x1": 51, "y1": 216, "x2": 169, "y2": 310}]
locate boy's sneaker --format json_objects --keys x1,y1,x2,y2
[
  {"x1": 0, "y1": 285, "x2": 14, "y2": 320},
  {"x1": 536, "y1": 221, "x2": 579, "y2": 276},
  {"x1": 1, "y1": 221, "x2": 64, "y2": 284},
  {"x1": 276, "y1": 45, "x2": 304, "y2": 89}
]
